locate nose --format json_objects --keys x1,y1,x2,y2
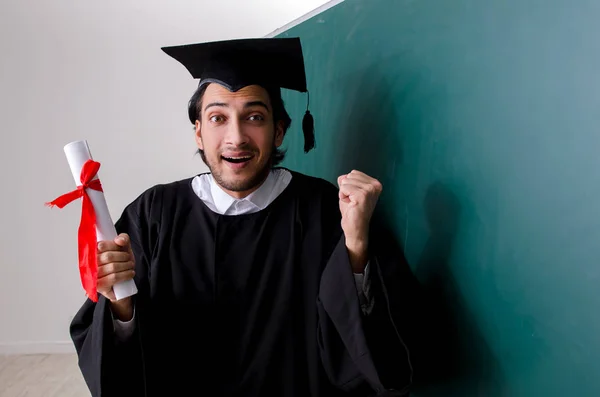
[{"x1": 224, "y1": 118, "x2": 248, "y2": 147}]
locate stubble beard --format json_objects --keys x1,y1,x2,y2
[{"x1": 204, "y1": 145, "x2": 274, "y2": 193}]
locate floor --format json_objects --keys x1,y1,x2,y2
[{"x1": 0, "y1": 354, "x2": 89, "y2": 397}]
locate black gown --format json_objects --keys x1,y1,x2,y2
[{"x1": 70, "y1": 169, "x2": 418, "y2": 397}]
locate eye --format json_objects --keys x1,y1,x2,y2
[
  {"x1": 248, "y1": 114, "x2": 265, "y2": 122},
  {"x1": 209, "y1": 115, "x2": 225, "y2": 123}
]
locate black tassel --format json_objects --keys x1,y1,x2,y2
[
  {"x1": 302, "y1": 110, "x2": 315, "y2": 153},
  {"x1": 302, "y1": 91, "x2": 315, "y2": 153}
]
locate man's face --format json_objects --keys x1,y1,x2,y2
[{"x1": 195, "y1": 83, "x2": 284, "y2": 198}]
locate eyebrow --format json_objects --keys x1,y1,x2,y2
[
  {"x1": 244, "y1": 101, "x2": 270, "y2": 112},
  {"x1": 204, "y1": 102, "x2": 228, "y2": 112},
  {"x1": 203, "y1": 101, "x2": 270, "y2": 112}
]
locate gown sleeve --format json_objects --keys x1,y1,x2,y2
[
  {"x1": 69, "y1": 187, "x2": 159, "y2": 397},
  {"x1": 316, "y1": 183, "x2": 421, "y2": 397}
]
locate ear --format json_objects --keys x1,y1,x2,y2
[
  {"x1": 274, "y1": 120, "x2": 285, "y2": 148},
  {"x1": 195, "y1": 120, "x2": 204, "y2": 150}
]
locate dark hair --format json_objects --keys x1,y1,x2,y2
[{"x1": 188, "y1": 83, "x2": 292, "y2": 166}]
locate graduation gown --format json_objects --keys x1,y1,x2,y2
[{"x1": 70, "y1": 170, "x2": 416, "y2": 397}]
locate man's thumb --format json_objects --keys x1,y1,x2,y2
[{"x1": 115, "y1": 233, "x2": 129, "y2": 247}]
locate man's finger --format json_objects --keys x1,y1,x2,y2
[
  {"x1": 340, "y1": 180, "x2": 378, "y2": 199},
  {"x1": 339, "y1": 188, "x2": 351, "y2": 201},
  {"x1": 98, "y1": 251, "x2": 131, "y2": 265},
  {"x1": 345, "y1": 170, "x2": 378, "y2": 184},
  {"x1": 114, "y1": 233, "x2": 130, "y2": 249},
  {"x1": 339, "y1": 182, "x2": 366, "y2": 195},
  {"x1": 97, "y1": 240, "x2": 122, "y2": 253},
  {"x1": 97, "y1": 261, "x2": 135, "y2": 278},
  {"x1": 339, "y1": 185, "x2": 365, "y2": 206},
  {"x1": 340, "y1": 178, "x2": 370, "y2": 191},
  {"x1": 347, "y1": 170, "x2": 371, "y2": 179},
  {"x1": 98, "y1": 234, "x2": 131, "y2": 253},
  {"x1": 97, "y1": 270, "x2": 136, "y2": 291},
  {"x1": 344, "y1": 173, "x2": 382, "y2": 193}
]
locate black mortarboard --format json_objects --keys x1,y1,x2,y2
[{"x1": 161, "y1": 37, "x2": 315, "y2": 153}]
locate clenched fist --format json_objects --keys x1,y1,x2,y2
[{"x1": 337, "y1": 170, "x2": 383, "y2": 272}]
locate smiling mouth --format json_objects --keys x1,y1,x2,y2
[{"x1": 222, "y1": 155, "x2": 253, "y2": 164}]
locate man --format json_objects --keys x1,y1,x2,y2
[{"x1": 70, "y1": 37, "x2": 416, "y2": 397}]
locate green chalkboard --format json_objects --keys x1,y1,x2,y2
[{"x1": 277, "y1": 0, "x2": 600, "y2": 395}]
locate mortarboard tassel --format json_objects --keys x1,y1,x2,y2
[{"x1": 302, "y1": 91, "x2": 315, "y2": 153}]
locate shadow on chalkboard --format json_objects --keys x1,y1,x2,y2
[
  {"x1": 409, "y1": 182, "x2": 508, "y2": 396},
  {"x1": 331, "y1": 62, "x2": 508, "y2": 396},
  {"x1": 370, "y1": 185, "x2": 507, "y2": 397}
]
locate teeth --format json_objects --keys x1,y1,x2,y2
[{"x1": 223, "y1": 155, "x2": 252, "y2": 163}]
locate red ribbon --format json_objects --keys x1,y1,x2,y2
[{"x1": 46, "y1": 159, "x2": 103, "y2": 302}]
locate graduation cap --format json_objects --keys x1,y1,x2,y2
[{"x1": 161, "y1": 37, "x2": 315, "y2": 153}]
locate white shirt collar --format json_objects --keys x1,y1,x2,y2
[
  {"x1": 209, "y1": 176, "x2": 238, "y2": 214},
  {"x1": 192, "y1": 169, "x2": 292, "y2": 215}
]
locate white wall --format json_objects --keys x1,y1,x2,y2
[{"x1": 0, "y1": 0, "x2": 333, "y2": 354}]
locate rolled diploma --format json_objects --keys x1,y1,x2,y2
[{"x1": 63, "y1": 140, "x2": 138, "y2": 301}]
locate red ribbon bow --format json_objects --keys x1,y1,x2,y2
[{"x1": 46, "y1": 159, "x2": 103, "y2": 302}]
